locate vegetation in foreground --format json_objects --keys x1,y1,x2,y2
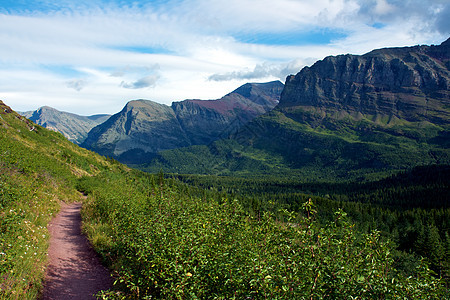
[
  {"x1": 81, "y1": 170, "x2": 447, "y2": 299},
  {"x1": 0, "y1": 101, "x2": 124, "y2": 299},
  {"x1": 1, "y1": 100, "x2": 448, "y2": 299},
  {"x1": 176, "y1": 168, "x2": 450, "y2": 282}
]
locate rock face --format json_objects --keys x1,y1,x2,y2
[
  {"x1": 280, "y1": 38, "x2": 450, "y2": 125},
  {"x1": 82, "y1": 81, "x2": 283, "y2": 163},
  {"x1": 21, "y1": 107, "x2": 110, "y2": 144},
  {"x1": 172, "y1": 81, "x2": 283, "y2": 145}
]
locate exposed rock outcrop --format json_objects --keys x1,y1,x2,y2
[
  {"x1": 280, "y1": 38, "x2": 450, "y2": 125},
  {"x1": 172, "y1": 81, "x2": 283, "y2": 145},
  {"x1": 21, "y1": 106, "x2": 110, "y2": 144}
]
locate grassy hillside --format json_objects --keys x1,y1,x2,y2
[
  {"x1": 142, "y1": 107, "x2": 450, "y2": 181},
  {"x1": 1, "y1": 100, "x2": 448, "y2": 299},
  {"x1": 0, "y1": 101, "x2": 125, "y2": 299}
]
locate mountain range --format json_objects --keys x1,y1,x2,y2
[
  {"x1": 20, "y1": 106, "x2": 110, "y2": 144},
  {"x1": 143, "y1": 38, "x2": 450, "y2": 180},
  {"x1": 17, "y1": 39, "x2": 449, "y2": 180},
  {"x1": 81, "y1": 81, "x2": 283, "y2": 163},
  {"x1": 1, "y1": 99, "x2": 447, "y2": 299}
]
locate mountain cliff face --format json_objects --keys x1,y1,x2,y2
[
  {"x1": 172, "y1": 81, "x2": 283, "y2": 145},
  {"x1": 82, "y1": 81, "x2": 283, "y2": 163},
  {"x1": 145, "y1": 39, "x2": 450, "y2": 179},
  {"x1": 21, "y1": 106, "x2": 110, "y2": 144},
  {"x1": 280, "y1": 38, "x2": 450, "y2": 125}
]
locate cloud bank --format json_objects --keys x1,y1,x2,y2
[
  {"x1": 208, "y1": 60, "x2": 306, "y2": 82},
  {"x1": 0, "y1": 0, "x2": 447, "y2": 115}
]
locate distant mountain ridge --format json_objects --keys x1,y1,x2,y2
[
  {"x1": 172, "y1": 81, "x2": 282, "y2": 145},
  {"x1": 279, "y1": 38, "x2": 450, "y2": 124},
  {"x1": 144, "y1": 38, "x2": 450, "y2": 179},
  {"x1": 81, "y1": 81, "x2": 284, "y2": 163},
  {"x1": 21, "y1": 106, "x2": 110, "y2": 144}
]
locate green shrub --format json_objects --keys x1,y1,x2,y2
[{"x1": 82, "y1": 173, "x2": 446, "y2": 299}]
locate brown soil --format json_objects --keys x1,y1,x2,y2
[{"x1": 40, "y1": 202, "x2": 113, "y2": 300}]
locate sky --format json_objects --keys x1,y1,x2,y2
[{"x1": 1, "y1": 0, "x2": 449, "y2": 115}]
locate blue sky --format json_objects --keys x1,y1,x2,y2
[{"x1": 0, "y1": 0, "x2": 448, "y2": 115}]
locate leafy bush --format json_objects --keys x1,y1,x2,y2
[{"x1": 82, "y1": 173, "x2": 446, "y2": 299}]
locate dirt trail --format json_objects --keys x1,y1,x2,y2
[{"x1": 40, "y1": 202, "x2": 113, "y2": 300}]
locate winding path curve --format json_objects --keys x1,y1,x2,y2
[{"x1": 41, "y1": 202, "x2": 113, "y2": 300}]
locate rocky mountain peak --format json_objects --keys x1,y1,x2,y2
[
  {"x1": 231, "y1": 81, "x2": 284, "y2": 106},
  {"x1": 122, "y1": 99, "x2": 176, "y2": 122},
  {"x1": 20, "y1": 106, "x2": 110, "y2": 144},
  {"x1": 280, "y1": 38, "x2": 450, "y2": 125}
]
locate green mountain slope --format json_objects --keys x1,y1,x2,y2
[
  {"x1": 144, "y1": 39, "x2": 450, "y2": 180},
  {"x1": 0, "y1": 100, "x2": 127, "y2": 299}
]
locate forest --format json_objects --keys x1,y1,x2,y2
[
  {"x1": 78, "y1": 167, "x2": 449, "y2": 299},
  {"x1": 173, "y1": 165, "x2": 450, "y2": 280}
]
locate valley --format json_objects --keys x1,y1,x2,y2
[
  {"x1": 1, "y1": 38, "x2": 449, "y2": 299},
  {"x1": 144, "y1": 38, "x2": 450, "y2": 180}
]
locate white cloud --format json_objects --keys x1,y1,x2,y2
[
  {"x1": 0, "y1": 0, "x2": 448, "y2": 115},
  {"x1": 66, "y1": 79, "x2": 88, "y2": 91},
  {"x1": 121, "y1": 75, "x2": 160, "y2": 89},
  {"x1": 208, "y1": 60, "x2": 306, "y2": 82},
  {"x1": 374, "y1": 0, "x2": 396, "y2": 15}
]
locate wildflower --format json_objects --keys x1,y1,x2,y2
[{"x1": 186, "y1": 272, "x2": 193, "y2": 277}]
